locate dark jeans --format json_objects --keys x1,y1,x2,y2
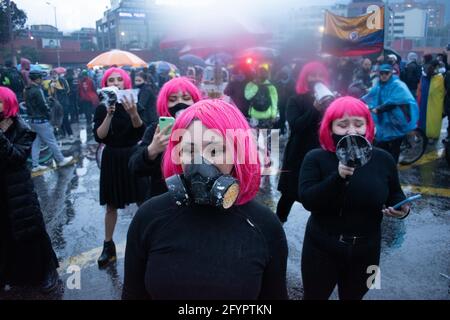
[
  {"x1": 276, "y1": 194, "x2": 297, "y2": 223},
  {"x1": 375, "y1": 137, "x2": 404, "y2": 163},
  {"x1": 301, "y1": 218, "x2": 381, "y2": 300},
  {"x1": 60, "y1": 104, "x2": 73, "y2": 137},
  {"x1": 80, "y1": 100, "x2": 93, "y2": 125}
]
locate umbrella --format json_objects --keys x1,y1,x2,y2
[
  {"x1": 149, "y1": 61, "x2": 178, "y2": 74},
  {"x1": 236, "y1": 47, "x2": 280, "y2": 60},
  {"x1": 53, "y1": 67, "x2": 66, "y2": 74},
  {"x1": 179, "y1": 54, "x2": 206, "y2": 67},
  {"x1": 205, "y1": 52, "x2": 233, "y2": 66},
  {"x1": 87, "y1": 49, "x2": 147, "y2": 68}
]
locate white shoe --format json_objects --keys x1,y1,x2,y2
[
  {"x1": 32, "y1": 165, "x2": 49, "y2": 172},
  {"x1": 57, "y1": 156, "x2": 74, "y2": 167}
]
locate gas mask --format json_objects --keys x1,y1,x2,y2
[{"x1": 165, "y1": 158, "x2": 240, "y2": 210}]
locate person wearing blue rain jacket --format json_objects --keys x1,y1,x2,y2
[{"x1": 362, "y1": 64, "x2": 419, "y2": 162}]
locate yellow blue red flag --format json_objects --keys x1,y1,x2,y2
[{"x1": 321, "y1": 7, "x2": 384, "y2": 56}]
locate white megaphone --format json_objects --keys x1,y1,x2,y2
[{"x1": 313, "y1": 82, "x2": 335, "y2": 111}]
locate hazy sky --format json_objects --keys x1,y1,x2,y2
[{"x1": 14, "y1": 0, "x2": 350, "y2": 32}]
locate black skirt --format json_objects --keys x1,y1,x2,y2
[{"x1": 100, "y1": 145, "x2": 149, "y2": 209}]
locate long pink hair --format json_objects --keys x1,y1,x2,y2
[
  {"x1": 101, "y1": 67, "x2": 132, "y2": 89},
  {"x1": 0, "y1": 86, "x2": 19, "y2": 118},
  {"x1": 295, "y1": 61, "x2": 330, "y2": 95},
  {"x1": 162, "y1": 99, "x2": 261, "y2": 205},
  {"x1": 156, "y1": 77, "x2": 202, "y2": 117},
  {"x1": 319, "y1": 96, "x2": 375, "y2": 152}
]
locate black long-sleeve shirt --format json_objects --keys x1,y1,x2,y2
[
  {"x1": 299, "y1": 148, "x2": 406, "y2": 236},
  {"x1": 128, "y1": 123, "x2": 167, "y2": 197},
  {"x1": 93, "y1": 103, "x2": 146, "y2": 148},
  {"x1": 122, "y1": 193, "x2": 288, "y2": 300}
]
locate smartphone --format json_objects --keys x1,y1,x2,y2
[
  {"x1": 159, "y1": 116, "x2": 175, "y2": 134},
  {"x1": 392, "y1": 194, "x2": 422, "y2": 210}
]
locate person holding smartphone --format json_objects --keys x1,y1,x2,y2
[
  {"x1": 93, "y1": 67, "x2": 148, "y2": 268},
  {"x1": 298, "y1": 96, "x2": 411, "y2": 300},
  {"x1": 128, "y1": 77, "x2": 202, "y2": 199},
  {"x1": 123, "y1": 100, "x2": 288, "y2": 300}
]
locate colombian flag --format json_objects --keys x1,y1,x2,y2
[{"x1": 321, "y1": 7, "x2": 384, "y2": 56}]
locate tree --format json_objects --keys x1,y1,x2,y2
[
  {"x1": 0, "y1": 0, "x2": 27, "y2": 44},
  {"x1": 18, "y1": 46, "x2": 40, "y2": 63}
]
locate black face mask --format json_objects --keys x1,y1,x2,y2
[
  {"x1": 135, "y1": 83, "x2": 145, "y2": 89},
  {"x1": 165, "y1": 158, "x2": 240, "y2": 210},
  {"x1": 169, "y1": 102, "x2": 190, "y2": 118},
  {"x1": 332, "y1": 133, "x2": 347, "y2": 147}
]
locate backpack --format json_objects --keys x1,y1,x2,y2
[
  {"x1": 251, "y1": 84, "x2": 272, "y2": 112},
  {"x1": 5, "y1": 68, "x2": 24, "y2": 95}
]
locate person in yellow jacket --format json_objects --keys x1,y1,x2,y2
[
  {"x1": 245, "y1": 66, "x2": 278, "y2": 123},
  {"x1": 245, "y1": 67, "x2": 278, "y2": 168}
]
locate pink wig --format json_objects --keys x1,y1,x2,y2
[
  {"x1": 0, "y1": 86, "x2": 19, "y2": 118},
  {"x1": 156, "y1": 77, "x2": 202, "y2": 117},
  {"x1": 319, "y1": 96, "x2": 375, "y2": 152},
  {"x1": 295, "y1": 61, "x2": 330, "y2": 95},
  {"x1": 162, "y1": 99, "x2": 261, "y2": 205},
  {"x1": 101, "y1": 67, "x2": 132, "y2": 89}
]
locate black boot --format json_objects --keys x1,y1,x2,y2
[
  {"x1": 41, "y1": 266, "x2": 59, "y2": 293},
  {"x1": 98, "y1": 240, "x2": 116, "y2": 268}
]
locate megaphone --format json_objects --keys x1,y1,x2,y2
[{"x1": 313, "y1": 82, "x2": 335, "y2": 111}]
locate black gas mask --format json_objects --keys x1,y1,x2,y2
[{"x1": 165, "y1": 158, "x2": 240, "y2": 210}]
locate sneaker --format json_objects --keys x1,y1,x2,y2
[
  {"x1": 57, "y1": 156, "x2": 74, "y2": 167},
  {"x1": 32, "y1": 165, "x2": 48, "y2": 172}
]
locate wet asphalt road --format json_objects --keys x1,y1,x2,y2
[{"x1": 1, "y1": 121, "x2": 449, "y2": 300}]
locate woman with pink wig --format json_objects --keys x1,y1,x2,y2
[
  {"x1": 276, "y1": 61, "x2": 330, "y2": 223},
  {"x1": 93, "y1": 67, "x2": 149, "y2": 268},
  {"x1": 128, "y1": 77, "x2": 201, "y2": 198},
  {"x1": 0, "y1": 86, "x2": 60, "y2": 293},
  {"x1": 123, "y1": 100, "x2": 288, "y2": 300},
  {"x1": 298, "y1": 97, "x2": 410, "y2": 300}
]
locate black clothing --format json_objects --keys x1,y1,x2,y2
[
  {"x1": 353, "y1": 68, "x2": 372, "y2": 89},
  {"x1": 93, "y1": 103, "x2": 148, "y2": 208},
  {"x1": 298, "y1": 147, "x2": 406, "y2": 299},
  {"x1": 277, "y1": 93, "x2": 321, "y2": 221},
  {"x1": 137, "y1": 84, "x2": 157, "y2": 125},
  {"x1": 375, "y1": 137, "x2": 403, "y2": 163},
  {"x1": 0, "y1": 117, "x2": 59, "y2": 286},
  {"x1": 401, "y1": 61, "x2": 421, "y2": 96},
  {"x1": 224, "y1": 80, "x2": 250, "y2": 117},
  {"x1": 275, "y1": 79, "x2": 296, "y2": 135},
  {"x1": 299, "y1": 148, "x2": 405, "y2": 236},
  {"x1": 25, "y1": 83, "x2": 50, "y2": 120},
  {"x1": 122, "y1": 193, "x2": 288, "y2": 300},
  {"x1": 128, "y1": 123, "x2": 168, "y2": 199},
  {"x1": 301, "y1": 217, "x2": 381, "y2": 300}
]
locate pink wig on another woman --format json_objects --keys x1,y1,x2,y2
[
  {"x1": 0, "y1": 86, "x2": 19, "y2": 118},
  {"x1": 100, "y1": 67, "x2": 132, "y2": 89},
  {"x1": 162, "y1": 99, "x2": 260, "y2": 205},
  {"x1": 295, "y1": 61, "x2": 330, "y2": 95},
  {"x1": 156, "y1": 77, "x2": 202, "y2": 117},
  {"x1": 319, "y1": 96, "x2": 375, "y2": 152}
]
